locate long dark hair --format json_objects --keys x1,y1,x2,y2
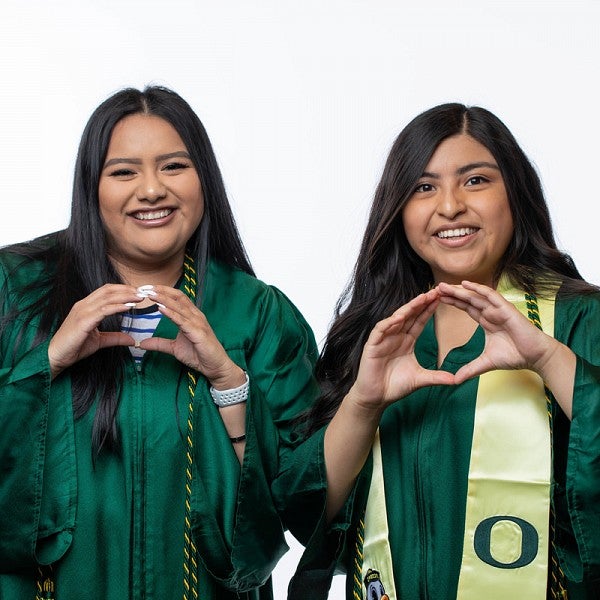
[
  {"x1": 304, "y1": 102, "x2": 592, "y2": 434},
  {"x1": 1, "y1": 86, "x2": 254, "y2": 451}
]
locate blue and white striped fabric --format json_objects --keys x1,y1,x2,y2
[{"x1": 121, "y1": 305, "x2": 162, "y2": 370}]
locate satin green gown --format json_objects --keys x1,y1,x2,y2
[
  {"x1": 277, "y1": 286, "x2": 600, "y2": 599},
  {"x1": 0, "y1": 236, "x2": 319, "y2": 599}
]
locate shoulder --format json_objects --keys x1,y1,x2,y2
[
  {"x1": 554, "y1": 285, "x2": 600, "y2": 355},
  {"x1": 0, "y1": 232, "x2": 61, "y2": 291},
  {"x1": 205, "y1": 260, "x2": 304, "y2": 314},
  {"x1": 555, "y1": 284, "x2": 600, "y2": 317},
  {"x1": 203, "y1": 259, "x2": 314, "y2": 342},
  {"x1": 205, "y1": 259, "x2": 270, "y2": 298}
]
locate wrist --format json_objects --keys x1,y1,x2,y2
[
  {"x1": 47, "y1": 344, "x2": 65, "y2": 380},
  {"x1": 533, "y1": 340, "x2": 575, "y2": 382},
  {"x1": 344, "y1": 386, "x2": 386, "y2": 423},
  {"x1": 209, "y1": 364, "x2": 246, "y2": 391},
  {"x1": 210, "y1": 371, "x2": 249, "y2": 407}
]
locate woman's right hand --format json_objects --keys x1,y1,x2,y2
[
  {"x1": 48, "y1": 284, "x2": 139, "y2": 379},
  {"x1": 324, "y1": 288, "x2": 455, "y2": 520},
  {"x1": 348, "y1": 288, "x2": 455, "y2": 412}
]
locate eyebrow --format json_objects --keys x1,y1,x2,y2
[
  {"x1": 421, "y1": 161, "x2": 500, "y2": 179},
  {"x1": 456, "y1": 161, "x2": 500, "y2": 175},
  {"x1": 103, "y1": 151, "x2": 191, "y2": 169}
]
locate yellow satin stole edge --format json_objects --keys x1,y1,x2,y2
[
  {"x1": 456, "y1": 279, "x2": 556, "y2": 599},
  {"x1": 361, "y1": 429, "x2": 399, "y2": 600}
]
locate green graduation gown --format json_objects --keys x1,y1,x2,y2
[
  {"x1": 0, "y1": 239, "x2": 319, "y2": 599},
  {"x1": 276, "y1": 288, "x2": 600, "y2": 599}
]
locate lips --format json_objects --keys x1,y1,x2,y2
[{"x1": 131, "y1": 209, "x2": 173, "y2": 221}]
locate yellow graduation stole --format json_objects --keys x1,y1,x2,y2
[
  {"x1": 357, "y1": 280, "x2": 557, "y2": 600},
  {"x1": 358, "y1": 429, "x2": 398, "y2": 600}
]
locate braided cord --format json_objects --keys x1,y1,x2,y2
[
  {"x1": 525, "y1": 293, "x2": 568, "y2": 600},
  {"x1": 183, "y1": 253, "x2": 200, "y2": 600},
  {"x1": 352, "y1": 516, "x2": 365, "y2": 599},
  {"x1": 35, "y1": 566, "x2": 55, "y2": 600}
]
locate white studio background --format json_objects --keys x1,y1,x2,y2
[{"x1": 1, "y1": 1, "x2": 598, "y2": 597}]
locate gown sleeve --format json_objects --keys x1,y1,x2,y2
[
  {"x1": 0, "y1": 259, "x2": 76, "y2": 571},
  {"x1": 554, "y1": 291, "x2": 600, "y2": 592},
  {"x1": 272, "y1": 425, "x2": 370, "y2": 599},
  {"x1": 189, "y1": 281, "x2": 321, "y2": 591}
]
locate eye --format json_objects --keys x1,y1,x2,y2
[
  {"x1": 162, "y1": 162, "x2": 191, "y2": 172},
  {"x1": 414, "y1": 182, "x2": 435, "y2": 194},
  {"x1": 108, "y1": 168, "x2": 136, "y2": 178},
  {"x1": 465, "y1": 175, "x2": 489, "y2": 186}
]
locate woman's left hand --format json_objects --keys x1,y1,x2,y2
[
  {"x1": 438, "y1": 280, "x2": 575, "y2": 418},
  {"x1": 137, "y1": 285, "x2": 245, "y2": 389},
  {"x1": 438, "y1": 281, "x2": 561, "y2": 383}
]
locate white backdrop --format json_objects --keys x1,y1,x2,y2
[{"x1": 1, "y1": 1, "x2": 598, "y2": 597}]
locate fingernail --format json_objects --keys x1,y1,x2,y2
[
  {"x1": 156, "y1": 303, "x2": 166, "y2": 309},
  {"x1": 134, "y1": 340, "x2": 141, "y2": 348},
  {"x1": 138, "y1": 285, "x2": 155, "y2": 291},
  {"x1": 124, "y1": 302, "x2": 137, "y2": 307},
  {"x1": 136, "y1": 290, "x2": 157, "y2": 298}
]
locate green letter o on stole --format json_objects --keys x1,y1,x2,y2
[{"x1": 473, "y1": 516, "x2": 539, "y2": 569}]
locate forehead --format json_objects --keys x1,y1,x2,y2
[
  {"x1": 426, "y1": 134, "x2": 496, "y2": 171},
  {"x1": 107, "y1": 114, "x2": 187, "y2": 155}
]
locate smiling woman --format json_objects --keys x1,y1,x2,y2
[
  {"x1": 402, "y1": 134, "x2": 514, "y2": 288},
  {"x1": 98, "y1": 114, "x2": 205, "y2": 275},
  {"x1": 0, "y1": 86, "x2": 318, "y2": 600},
  {"x1": 276, "y1": 104, "x2": 600, "y2": 599}
]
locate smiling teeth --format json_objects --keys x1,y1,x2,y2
[
  {"x1": 437, "y1": 227, "x2": 477, "y2": 239},
  {"x1": 134, "y1": 209, "x2": 172, "y2": 220}
]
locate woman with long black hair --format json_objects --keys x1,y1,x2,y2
[
  {"x1": 278, "y1": 104, "x2": 600, "y2": 599},
  {"x1": 0, "y1": 86, "x2": 318, "y2": 599}
]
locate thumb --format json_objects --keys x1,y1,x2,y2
[
  {"x1": 419, "y1": 369, "x2": 456, "y2": 388},
  {"x1": 97, "y1": 332, "x2": 136, "y2": 349},
  {"x1": 138, "y1": 336, "x2": 176, "y2": 356},
  {"x1": 454, "y1": 357, "x2": 492, "y2": 384}
]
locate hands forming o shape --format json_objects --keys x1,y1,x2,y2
[
  {"x1": 352, "y1": 281, "x2": 564, "y2": 410},
  {"x1": 48, "y1": 283, "x2": 244, "y2": 388}
]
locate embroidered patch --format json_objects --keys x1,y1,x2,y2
[{"x1": 364, "y1": 568, "x2": 390, "y2": 600}]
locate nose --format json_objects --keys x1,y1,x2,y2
[
  {"x1": 136, "y1": 172, "x2": 167, "y2": 203},
  {"x1": 436, "y1": 186, "x2": 466, "y2": 219}
]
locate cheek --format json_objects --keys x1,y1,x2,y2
[
  {"x1": 495, "y1": 206, "x2": 515, "y2": 249},
  {"x1": 97, "y1": 183, "x2": 119, "y2": 220},
  {"x1": 189, "y1": 186, "x2": 205, "y2": 227},
  {"x1": 401, "y1": 205, "x2": 427, "y2": 254},
  {"x1": 96, "y1": 195, "x2": 121, "y2": 243},
  {"x1": 97, "y1": 200, "x2": 118, "y2": 235}
]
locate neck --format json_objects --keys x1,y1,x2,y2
[
  {"x1": 434, "y1": 303, "x2": 478, "y2": 367},
  {"x1": 109, "y1": 254, "x2": 184, "y2": 288}
]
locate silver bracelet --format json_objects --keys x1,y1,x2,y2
[{"x1": 210, "y1": 371, "x2": 249, "y2": 407}]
